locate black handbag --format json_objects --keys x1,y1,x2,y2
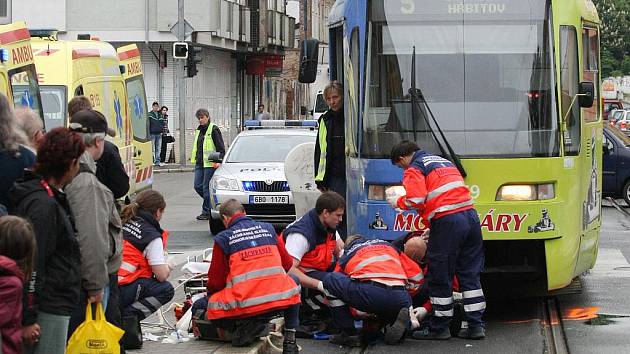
[{"x1": 163, "y1": 135, "x2": 175, "y2": 144}]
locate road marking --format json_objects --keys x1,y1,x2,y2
[{"x1": 590, "y1": 248, "x2": 630, "y2": 278}]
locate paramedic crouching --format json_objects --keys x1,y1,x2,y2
[
  {"x1": 117, "y1": 191, "x2": 174, "y2": 345},
  {"x1": 191, "y1": 199, "x2": 301, "y2": 354}
]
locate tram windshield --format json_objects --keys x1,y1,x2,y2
[{"x1": 363, "y1": 0, "x2": 558, "y2": 158}]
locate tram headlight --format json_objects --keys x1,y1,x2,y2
[{"x1": 496, "y1": 183, "x2": 555, "y2": 201}]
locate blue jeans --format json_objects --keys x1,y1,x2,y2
[
  {"x1": 24, "y1": 311, "x2": 70, "y2": 354},
  {"x1": 151, "y1": 134, "x2": 162, "y2": 164},
  {"x1": 194, "y1": 165, "x2": 216, "y2": 215}
]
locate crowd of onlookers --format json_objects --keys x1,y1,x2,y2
[{"x1": 0, "y1": 94, "x2": 174, "y2": 354}]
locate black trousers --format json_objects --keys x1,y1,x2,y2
[{"x1": 160, "y1": 137, "x2": 169, "y2": 163}]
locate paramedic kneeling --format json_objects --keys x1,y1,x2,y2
[
  {"x1": 320, "y1": 235, "x2": 412, "y2": 346},
  {"x1": 389, "y1": 141, "x2": 485, "y2": 340},
  {"x1": 192, "y1": 199, "x2": 301, "y2": 353},
  {"x1": 118, "y1": 191, "x2": 175, "y2": 326}
]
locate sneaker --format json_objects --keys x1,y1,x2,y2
[
  {"x1": 411, "y1": 327, "x2": 451, "y2": 340},
  {"x1": 458, "y1": 326, "x2": 485, "y2": 340},
  {"x1": 384, "y1": 307, "x2": 410, "y2": 344},
  {"x1": 196, "y1": 213, "x2": 209, "y2": 221},
  {"x1": 159, "y1": 162, "x2": 166, "y2": 166},
  {"x1": 329, "y1": 332, "x2": 361, "y2": 347}
]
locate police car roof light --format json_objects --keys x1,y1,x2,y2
[{"x1": 244, "y1": 120, "x2": 318, "y2": 130}]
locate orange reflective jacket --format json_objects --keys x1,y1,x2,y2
[
  {"x1": 118, "y1": 230, "x2": 168, "y2": 286},
  {"x1": 207, "y1": 216, "x2": 301, "y2": 320},
  {"x1": 339, "y1": 238, "x2": 407, "y2": 285}
]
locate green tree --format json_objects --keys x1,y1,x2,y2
[{"x1": 594, "y1": 0, "x2": 630, "y2": 77}]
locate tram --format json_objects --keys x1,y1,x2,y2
[{"x1": 300, "y1": 0, "x2": 602, "y2": 292}]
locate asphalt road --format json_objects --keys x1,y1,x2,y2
[{"x1": 153, "y1": 173, "x2": 630, "y2": 354}]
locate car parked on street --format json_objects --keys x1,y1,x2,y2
[
  {"x1": 603, "y1": 125, "x2": 630, "y2": 205},
  {"x1": 613, "y1": 110, "x2": 630, "y2": 135},
  {"x1": 208, "y1": 120, "x2": 317, "y2": 234}
]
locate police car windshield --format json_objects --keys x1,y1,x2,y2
[{"x1": 226, "y1": 134, "x2": 315, "y2": 163}]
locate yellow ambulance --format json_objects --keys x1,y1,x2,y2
[
  {"x1": 117, "y1": 44, "x2": 153, "y2": 191},
  {"x1": 30, "y1": 32, "x2": 137, "y2": 194},
  {"x1": 0, "y1": 21, "x2": 43, "y2": 117}
]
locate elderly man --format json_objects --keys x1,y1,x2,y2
[
  {"x1": 14, "y1": 107, "x2": 44, "y2": 154},
  {"x1": 65, "y1": 109, "x2": 123, "y2": 339}
]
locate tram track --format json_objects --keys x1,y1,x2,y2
[
  {"x1": 606, "y1": 197, "x2": 630, "y2": 218},
  {"x1": 542, "y1": 297, "x2": 569, "y2": 354}
]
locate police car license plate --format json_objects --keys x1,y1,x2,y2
[{"x1": 250, "y1": 195, "x2": 288, "y2": 204}]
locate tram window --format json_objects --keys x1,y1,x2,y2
[
  {"x1": 582, "y1": 27, "x2": 600, "y2": 123},
  {"x1": 560, "y1": 26, "x2": 580, "y2": 155},
  {"x1": 346, "y1": 28, "x2": 359, "y2": 157}
]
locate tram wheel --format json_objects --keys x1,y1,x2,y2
[{"x1": 623, "y1": 180, "x2": 630, "y2": 207}]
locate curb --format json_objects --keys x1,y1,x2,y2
[{"x1": 154, "y1": 166, "x2": 195, "y2": 173}]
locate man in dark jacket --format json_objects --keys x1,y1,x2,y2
[
  {"x1": 148, "y1": 102, "x2": 164, "y2": 166},
  {"x1": 314, "y1": 81, "x2": 346, "y2": 239},
  {"x1": 68, "y1": 96, "x2": 130, "y2": 202}
]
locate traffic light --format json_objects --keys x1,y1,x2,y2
[
  {"x1": 186, "y1": 46, "x2": 202, "y2": 78},
  {"x1": 173, "y1": 42, "x2": 188, "y2": 59}
]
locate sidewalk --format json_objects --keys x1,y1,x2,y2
[{"x1": 153, "y1": 163, "x2": 194, "y2": 174}]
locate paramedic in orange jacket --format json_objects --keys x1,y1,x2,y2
[
  {"x1": 389, "y1": 141, "x2": 485, "y2": 340},
  {"x1": 193, "y1": 199, "x2": 301, "y2": 353},
  {"x1": 319, "y1": 235, "x2": 412, "y2": 346},
  {"x1": 118, "y1": 190, "x2": 174, "y2": 321}
]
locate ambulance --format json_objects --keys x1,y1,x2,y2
[
  {"x1": 117, "y1": 44, "x2": 153, "y2": 192},
  {"x1": 30, "y1": 32, "x2": 137, "y2": 195},
  {"x1": 0, "y1": 21, "x2": 43, "y2": 117}
]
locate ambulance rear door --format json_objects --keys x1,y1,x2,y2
[{"x1": 117, "y1": 44, "x2": 153, "y2": 192}]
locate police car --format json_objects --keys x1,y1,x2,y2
[{"x1": 209, "y1": 120, "x2": 317, "y2": 234}]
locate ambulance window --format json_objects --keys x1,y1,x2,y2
[
  {"x1": 9, "y1": 65, "x2": 44, "y2": 123},
  {"x1": 126, "y1": 77, "x2": 149, "y2": 141},
  {"x1": 40, "y1": 86, "x2": 67, "y2": 130}
]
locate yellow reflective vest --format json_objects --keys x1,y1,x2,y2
[{"x1": 190, "y1": 123, "x2": 217, "y2": 168}]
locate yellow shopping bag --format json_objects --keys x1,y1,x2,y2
[{"x1": 67, "y1": 302, "x2": 125, "y2": 354}]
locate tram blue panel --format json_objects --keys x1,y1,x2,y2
[
  {"x1": 354, "y1": 202, "x2": 418, "y2": 241},
  {"x1": 362, "y1": 159, "x2": 404, "y2": 185}
]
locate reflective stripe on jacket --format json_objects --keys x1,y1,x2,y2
[
  {"x1": 338, "y1": 237, "x2": 407, "y2": 285},
  {"x1": 397, "y1": 150, "x2": 473, "y2": 225},
  {"x1": 118, "y1": 230, "x2": 168, "y2": 285},
  {"x1": 399, "y1": 253, "x2": 424, "y2": 296},
  {"x1": 207, "y1": 216, "x2": 301, "y2": 320},
  {"x1": 190, "y1": 123, "x2": 217, "y2": 168},
  {"x1": 314, "y1": 117, "x2": 328, "y2": 182}
]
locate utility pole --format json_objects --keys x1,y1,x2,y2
[{"x1": 177, "y1": 0, "x2": 187, "y2": 167}]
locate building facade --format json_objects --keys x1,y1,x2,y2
[{"x1": 5, "y1": 0, "x2": 294, "y2": 161}]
